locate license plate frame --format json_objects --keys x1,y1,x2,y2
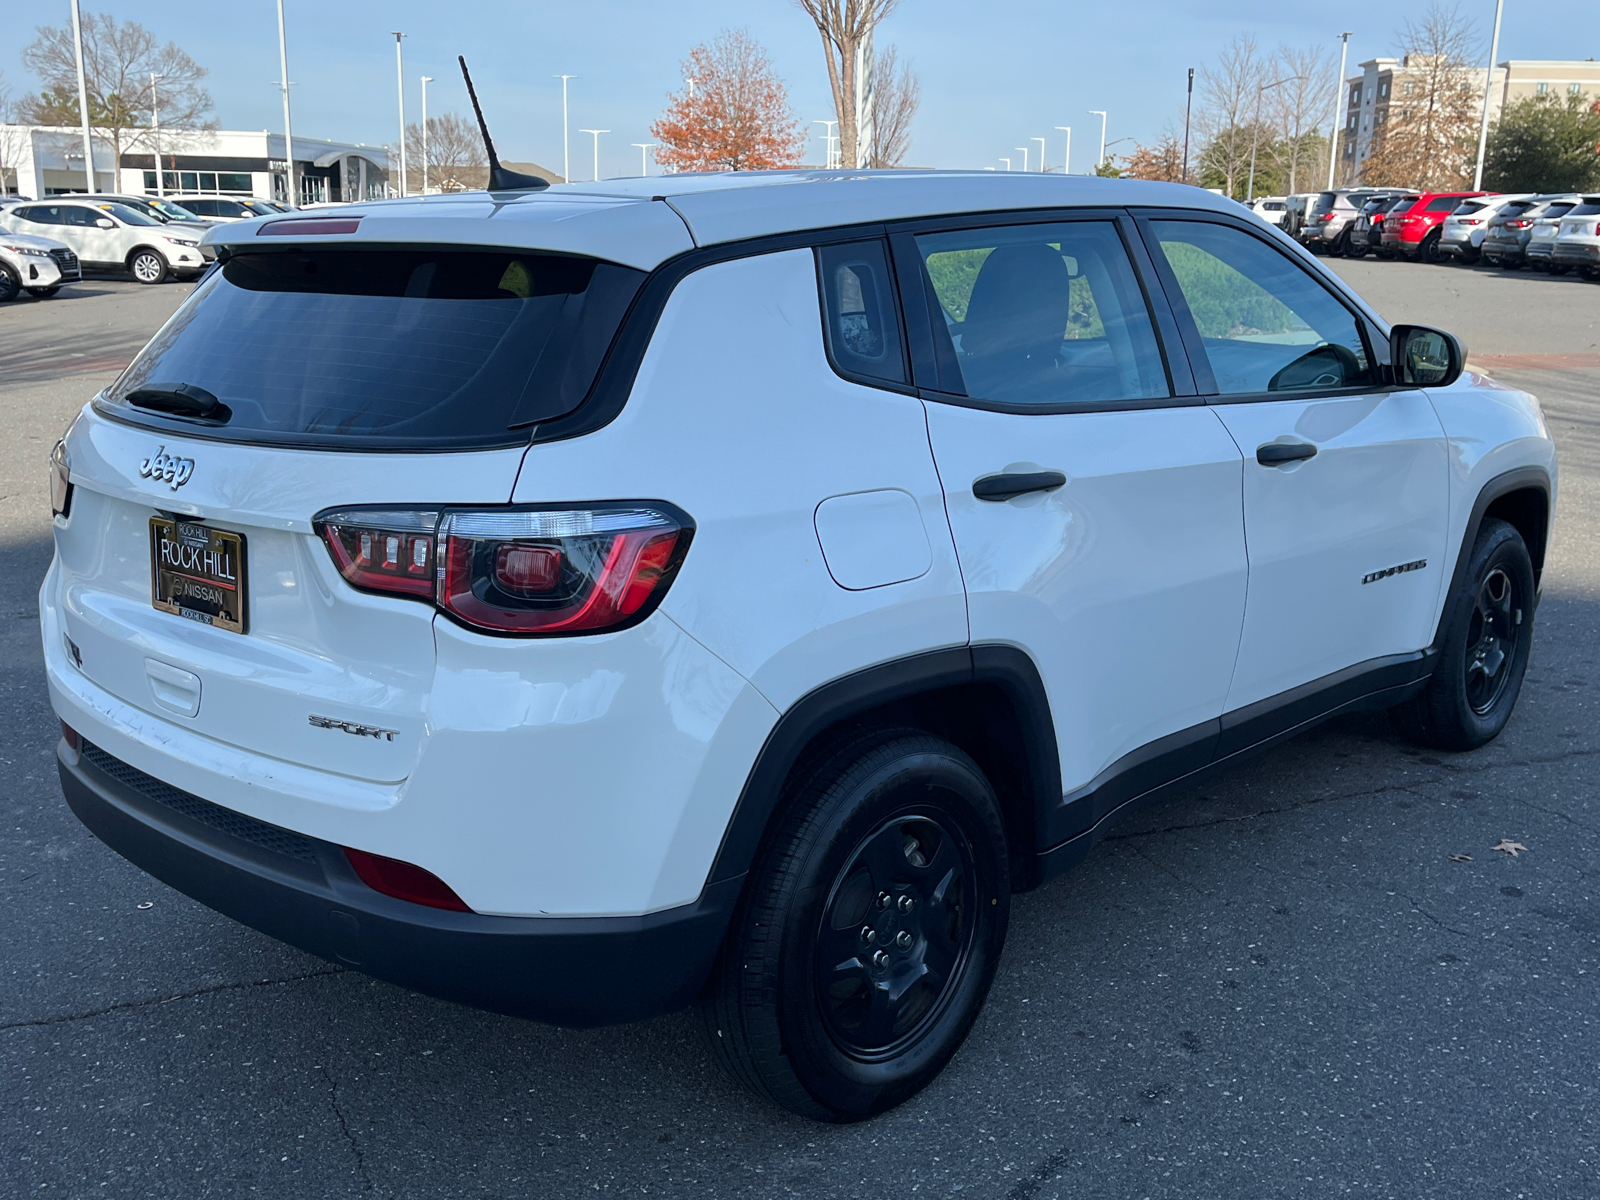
[{"x1": 149, "y1": 517, "x2": 248, "y2": 634}]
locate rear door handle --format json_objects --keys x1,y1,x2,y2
[
  {"x1": 972, "y1": 470, "x2": 1068, "y2": 502},
  {"x1": 1256, "y1": 441, "x2": 1318, "y2": 466}
]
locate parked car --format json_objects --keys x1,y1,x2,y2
[
  {"x1": 0, "y1": 224, "x2": 81, "y2": 301},
  {"x1": 1300, "y1": 187, "x2": 1408, "y2": 256},
  {"x1": 1483, "y1": 195, "x2": 1580, "y2": 269},
  {"x1": 43, "y1": 172, "x2": 1556, "y2": 1122},
  {"x1": 1440, "y1": 194, "x2": 1530, "y2": 264},
  {"x1": 84, "y1": 193, "x2": 221, "y2": 230},
  {"x1": 1280, "y1": 193, "x2": 1318, "y2": 239},
  {"x1": 4, "y1": 199, "x2": 208, "y2": 283},
  {"x1": 1551, "y1": 195, "x2": 1600, "y2": 278},
  {"x1": 1249, "y1": 195, "x2": 1287, "y2": 225},
  {"x1": 170, "y1": 195, "x2": 288, "y2": 221},
  {"x1": 1347, "y1": 194, "x2": 1415, "y2": 258},
  {"x1": 1381, "y1": 191, "x2": 1492, "y2": 262},
  {"x1": 1523, "y1": 198, "x2": 1584, "y2": 272}
]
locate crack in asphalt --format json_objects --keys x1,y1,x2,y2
[
  {"x1": 1005, "y1": 1148, "x2": 1073, "y2": 1200},
  {"x1": 322, "y1": 1065, "x2": 375, "y2": 1193},
  {"x1": 0, "y1": 967, "x2": 345, "y2": 1032}
]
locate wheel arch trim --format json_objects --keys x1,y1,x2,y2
[{"x1": 1435, "y1": 464, "x2": 1551, "y2": 649}]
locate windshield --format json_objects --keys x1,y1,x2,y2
[
  {"x1": 238, "y1": 200, "x2": 277, "y2": 216},
  {"x1": 147, "y1": 198, "x2": 202, "y2": 221},
  {"x1": 103, "y1": 247, "x2": 646, "y2": 450},
  {"x1": 98, "y1": 203, "x2": 162, "y2": 227}
]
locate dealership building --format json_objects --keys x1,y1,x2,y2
[{"x1": 0, "y1": 125, "x2": 390, "y2": 204}]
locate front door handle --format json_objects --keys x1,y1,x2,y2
[
  {"x1": 972, "y1": 470, "x2": 1068, "y2": 502},
  {"x1": 1256, "y1": 440, "x2": 1318, "y2": 466}
]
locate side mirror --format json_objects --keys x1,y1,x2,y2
[
  {"x1": 1391, "y1": 324, "x2": 1465, "y2": 388},
  {"x1": 95, "y1": 217, "x2": 115, "y2": 229}
]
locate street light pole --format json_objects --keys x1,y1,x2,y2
[
  {"x1": 1473, "y1": 0, "x2": 1505, "y2": 189},
  {"x1": 999, "y1": 157, "x2": 1011, "y2": 171},
  {"x1": 391, "y1": 32, "x2": 407, "y2": 197},
  {"x1": 580, "y1": 129, "x2": 608, "y2": 182},
  {"x1": 1031, "y1": 137, "x2": 1046, "y2": 172},
  {"x1": 420, "y1": 76, "x2": 434, "y2": 195},
  {"x1": 814, "y1": 119, "x2": 838, "y2": 168},
  {"x1": 275, "y1": 0, "x2": 296, "y2": 205},
  {"x1": 149, "y1": 72, "x2": 164, "y2": 197},
  {"x1": 1015, "y1": 146, "x2": 1029, "y2": 173},
  {"x1": 1090, "y1": 110, "x2": 1107, "y2": 172},
  {"x1": 1055, "y1": 126, "x2": 1071, "y2": 174},
  {"x1": 1327, "y1": 32, "x2": 1352, "y2": 189},
  {"x1": 70, "y1": 0, "x2": 95, "y2": 193},
  {"x1": 1182, "y1": 67, "x2": 1194, "y2": 183},
  {"x1": 554, "y1": 75, "x2": 576, "y2": 183},
  {"x1": 631, "y1": 143, "x2": 656, "y2": 176}
]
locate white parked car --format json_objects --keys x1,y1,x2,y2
[
  {"x1": 5, "y1": 198, "x2": 207, "y2": 283},
  {"x1": 1439, "y1": 193, "x2": 1530, "y2": 263},
  {"x1": 1550, "y1": 194, "x2": 1600, "y2": 278},
  {"x1": 168, "y1": 195, "x2": 285, "y2": 221},
  {"x1": 1250, "y1": 195, "x2": 1288, "y2": 225},
  {"x1": 43, "y1": 172, "x2": 1557, "y2": 1121},
  {"x1": 0, "y1": 224, "x2": 81, "y2": 301}
]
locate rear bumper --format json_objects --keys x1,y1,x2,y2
[
  {"x1": 59, "y1": 737, "x2": 739, "y2": 1027},
  {"x1": 1552, "y1": 242, "x2": 1600, "y2": 264}
]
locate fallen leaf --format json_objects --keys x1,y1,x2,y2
[
  {"x1": 1448, "y1": 854, "x2": 1472, "y2": 863},
  {"x1": 1491, "y1": 840, "x2": 1528, "y2": 858}
]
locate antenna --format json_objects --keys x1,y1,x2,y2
[{"x1": 458, "y1": 56, "x2": 550, "y2": 191}]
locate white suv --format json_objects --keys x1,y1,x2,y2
[
  {"x1": 43, "y1": 173, "x2": 1557, "y2": 1121},
  {"x1": 0, "y1": 224, "x2": 81, "y2": 300},
  {"x1": 5, "y1": 198, "x2": 207, "y2": 283}
]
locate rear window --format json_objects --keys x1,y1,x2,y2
[
  {"x1": 1539, "y1": 201, "x2": 1577, "y2": 218},
  {"x1": 103, "y1": 248, "x2": 645, "y2": 450},
  {"x1": 1453, "y1": 201, "x2": 1487, "y2": 215},
  {"x1": 1569, "y1": 199, "x2": 1600, "y2": 216},
  {"x1": 1498, "y1": 201, "x2": 1537, "y2": 217},
  {"x1": 1312, "y1": 192, "x2": 1337, "y2": 212}
]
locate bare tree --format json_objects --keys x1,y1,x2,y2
[
  {"x1": 20, "y1": 12, "x2": 212, "y2": 176},
  {"x1": 403, "y1": 113, "x2": 487, "y2": 191},
  {"x1": 1195, "y1": 34, "x2": 1266, "y2": 198},
  {"x1": 1363, "y1": 3, "x2": 1482, "y2": 189},
  {"x1": 793, "y1": 0, "x2": 900, "y2": 169},
  {"x1": 867, "y1": 44, "x2": 918, "y2": 166},
  {"x1": 1268, "y1": 43, "x2": 1336, "y2": 194}
]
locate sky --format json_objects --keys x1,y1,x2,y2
[{"x1": 1, "y1": 0, "x2": 1593, "y2": 180}]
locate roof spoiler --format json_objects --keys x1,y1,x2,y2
[{"x1": 459, "y1": 56, "x2": 551, "y2": 192}]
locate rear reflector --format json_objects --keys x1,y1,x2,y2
[
  {"x1": 60, "y1": 720, "x2": 80, "y2": 751},
  {"x1": 343, "y1": 847, "x2": 472, "y2": 911},
  {"x1": 258, "y1": 217, "x2": 363, "y2": 237}
]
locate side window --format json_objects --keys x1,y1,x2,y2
[
  {"x1": 215, "y1": 200, "x2": 245, "y2": 217},
  {"x1": 816, "y1": 240, "x2": 907, "y2": 386},
  {"x1": 185, "y1": 199, "x2": 216, "y2": 216},
  {"x1": 65, "y1": 207, "x2": 101, "y2": 227},
  {"x1": 19, "y1": 206, "x2": 58, "y2": 225},
  {"x1": 913, "y1": 220, "x2": 1170, "y2": 407},
  {"x1": 1150, "y1": 219, "x2": 1374, "y2": 396}
]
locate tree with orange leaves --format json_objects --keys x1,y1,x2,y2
[{"x1": 651, "y1": 30, "x2": 806, "y2": 173}]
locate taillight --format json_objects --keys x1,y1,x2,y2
[
  {"x1": 343, "y1": 847, "x2": 471, "y2": 911},
  {"x1": 312, "y1": 503, "x2": 693, "y2": 637},
  {"x1": 1460, "y1": 218, "x2": 1483, "y2": 225},
  {"x1": 1320, "y1": 212, "x2": 1337, "y2": 221},
  {"x1": 1505, "y1": 219, "x2": 1532, "y2": 229},
  {"x1": 50, "y1": 439, "x2": 72, "y2": 518}
]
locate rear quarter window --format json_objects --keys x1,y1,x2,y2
[{"x1": 103, "y1": 247, "x2": 645, "y2": 450}]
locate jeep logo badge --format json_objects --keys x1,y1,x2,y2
[{"x1": 138, "y1": 446, "x2": 194, "y2": 490}]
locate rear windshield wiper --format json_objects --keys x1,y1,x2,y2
[{"x1": 124, "y1": 383, "x2": 231, "y2": 424}]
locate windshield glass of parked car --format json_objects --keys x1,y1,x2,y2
[
  {"x1": 104, "y1": 247, "x2": 646, "y2": 449},
  {"x1": 98, "y1": 203, "x2": 162, "y2": 227}
]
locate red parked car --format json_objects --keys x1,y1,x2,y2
[{"x1": 1381, "y1": 191, "x2": 1492, "y2": 262}]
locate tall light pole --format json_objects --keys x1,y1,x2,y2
[
  {"x1": 149, "y1": 72, "x2": 164, "y2": 197},
  {"x1": 1015, "y1": 146, "x2": 1030, "y2": 173},
  {"x1": 1182, "y1": 67, "x2": 1195, "y2": 183},
  {"x1": 275, "y1": 0, "x2": 296, "y2": 205},
  {"x1": 999, "y1": 157, "x2": 1012, "y2": 171},
  {"x1": 391, "y1": 32, "x2": 407, "y2": 197},
  {"x1": 1327, "y1": 32, "x2": 1353, "y2": 189},
  {"x1": 631, "y1": 143, "x2": 656, "y2": 176},
  {"x1": 580, "y1": 129, "x2": 608, "y2": 182},
  {"x1": 554, "y1": 75, "x2": 576, "y2": 183},
  {"x1": 1090, "y1": 110, "x2": 1108, "y2": 172},
  {"x1": 1031, "y1": 136, "x2": 1047, "y2": 172},
  {"x1": 1248, "y1": 76, "x2": 1298, "y2": 202},
  {"x1": 420, "y1": 75, "x2": 433, "y2": 194},
  {"x1": 1055, "y1": 126, "x2": 1072, "y2": 174},
  {"x1": 70, "y1": 0, "x2": 95, "y2": 193},
  {"x1": 814, "y1": 119, "x2": 838, "y2": 168},
  {"x1": 1473, "y1": 0, "x2": 1505, "y2": 189}
]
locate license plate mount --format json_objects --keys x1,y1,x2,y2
[{"x1": 149, "y1": 517, "x2": 247, "y2": 634}]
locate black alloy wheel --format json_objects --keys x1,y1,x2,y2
[
  {"x1": 1418, "y1": 229, "x2": 1444, "y2": 264},
  {"x1": 0, "y1": 267, "x2": 19, "y2": 303},
  {"x1": 1392, "y1": 518, "x2": 1535, "y2": 751},
  {"x1": 699, "y1": 730, "x2": 1009, "y2": 1121}
]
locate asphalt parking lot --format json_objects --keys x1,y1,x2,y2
[{"x1": 3, "y1": 260, "x2": 1598, "y2": 1198}]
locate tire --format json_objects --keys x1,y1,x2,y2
[
  {"x1": 26, "y1": 286, "x2": 60, "y2": 298},
  {"x1": 1418, "y1": 230, "x2": 1443, "y2": 264},
  {"x1": 0, "y1": 267, "x2": 19, "y2": 303},
  {"x1": 698, "y1": 730, "x2": 1010, "y2": 1122},
  {"x1": 1334, "y1": 230, "x2": 1352, "y2": 258},
  {"x1": 129, "y1": 249, "x2": 168, "y2": 285},
  {"x1": 1391, "y1": 518, "x2": 1535, "y2": 751}
]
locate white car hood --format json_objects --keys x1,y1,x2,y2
[{"x1": 0, "y1": 228, "x2": 71, "y2": 253}]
